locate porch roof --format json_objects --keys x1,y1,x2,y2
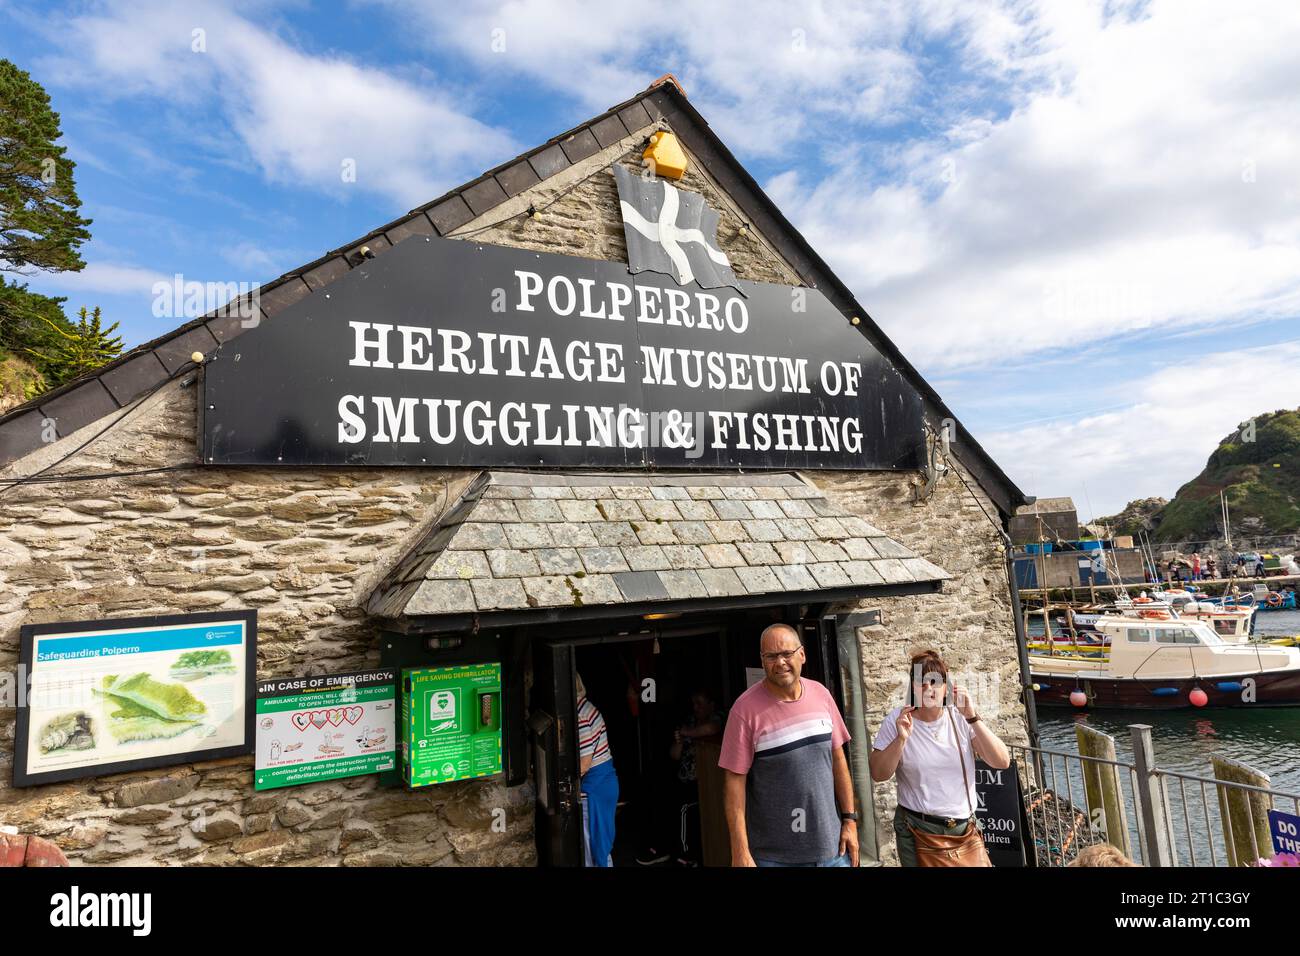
[{"x1": 367, "y1": 471, "x2": 948, "y2": 623}]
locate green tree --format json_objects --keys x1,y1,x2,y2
[
  {"x1": 24, "y1": 305, "x2": 123, "y2": 387},
  {"x1": 0, "y1": 275, "x2": 75, "y2": 377},
  {"x1": 0, "y1": 58, "x2": 93, "y2": 274}
]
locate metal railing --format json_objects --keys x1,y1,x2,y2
[
  {"x1": 1009, "y1": 724, "x2": 1299, "y2": 867},
  {"x1": 1156, "y1": 766, "x2": 1300, "y2": 867}
]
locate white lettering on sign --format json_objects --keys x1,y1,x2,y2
[
  {"x1": 327, "y1": 258, "x2": 868, "y2": 463},
  {"x1": 510, "y1": 270, "x2": 748, "y2": 332}
]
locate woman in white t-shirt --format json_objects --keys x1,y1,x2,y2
[{"x1": 869, "y1": 649, "x2": 1011, "y2": 866}]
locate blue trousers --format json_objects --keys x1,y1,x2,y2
[
  {"x1": 755, "y1": 852, "x2": 851, "y2": 867},
  {"x1": 581, "y1": 760, "x2": 619, "y2": 867}
]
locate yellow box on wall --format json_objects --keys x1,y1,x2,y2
[{"x1": 643, "y1": 131, "x2": 688, "y2": 180}]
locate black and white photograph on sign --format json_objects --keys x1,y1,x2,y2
[{"x1": 0, "y1": 0, "x2": 1296, "y2": 931}]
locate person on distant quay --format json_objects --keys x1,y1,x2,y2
[
  {"x1": 1205, "y1": 555, "x2": 1218, "y2": 580},
  {"x1": 719, "y1": 623, "x2": 857, "y2": 867},
  {"x1": 1191, "y1": 552, "x2": 1202, "y2": 581},
  {"x1": 870, "y1": 649, "x2": 1011, "y2": 867},
  {"x1": 575, "y1": 672, "x2": 618, "y2": 867}
]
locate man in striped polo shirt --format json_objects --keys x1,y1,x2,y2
[
  {"x1": 719, "y1": 624, "x2": 858, "y2": 867},
  {"x1": 576, "y1": 672, "x2": 618, "y2": 867}
]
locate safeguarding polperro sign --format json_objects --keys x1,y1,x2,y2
[{"x1": 200, "y1": 236, "x2": 923, "y2": 469}]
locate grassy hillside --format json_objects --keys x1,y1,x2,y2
[
  {"x1": 0, "y1": 350, "x2": 44, "y2": 415},
  {"x1": 1099, "y1": 408, "x2": 1300, "y2": 543}
]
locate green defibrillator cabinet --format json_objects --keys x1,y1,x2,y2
[{"x1": 401, "y1": 662, "x2": 503, "y2": 787}]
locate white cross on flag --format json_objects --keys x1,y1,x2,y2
[{"x1": 612, "y1": 165, "x2": 742, "y2": 293}]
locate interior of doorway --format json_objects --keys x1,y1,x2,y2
[
  {"x1": 574, "y1": 628, "x2": 726, "y2": 866},
  {"x1": 566, "y1": 608, "x2": 837, "y2": 867}
]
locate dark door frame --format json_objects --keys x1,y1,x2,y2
[{"x1": 526, "y1": 603, "x2": 852, "y2": 866}]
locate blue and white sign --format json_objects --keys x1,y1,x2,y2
[
  {"x1": 14, "y1": 611, "x2": 256, "y2": 787},
  {"x1": 1268, "y1": 808, "x2": 1300, "y2": 856}
]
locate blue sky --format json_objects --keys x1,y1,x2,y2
[{"x1": 3, "y1": 0, "x2": 1299, "y2": 519}]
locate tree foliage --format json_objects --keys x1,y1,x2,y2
[
  {"x1": 0, "y1": 58, "x2": 93, "y2": 274},
  {"x1": 21, "y1": 305, "x2": 123, "y2": 387},
  {"x1": 0, "y1": 274, "x2": 75, "y2": 379}
]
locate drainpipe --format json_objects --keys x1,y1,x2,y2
[{"x1": 1002, "y1": 529, "x2": 1041, "y2": 749}]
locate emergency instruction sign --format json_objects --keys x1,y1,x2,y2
[
  {"x1": 402, "y1": 663, "x2": 502, "y2": 787},
  {"x1": 254, "y1": 669, "x2": 396, "y2": 791}
]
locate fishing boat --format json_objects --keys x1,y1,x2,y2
[
  {"x1": 1042, "y1": 591, "x2": 1258, "y2": 643},
  {"x1": 1029, "y1": 616, "x2": 1300, "y2": 709},
  {"x1": 1254, "y1": 588, "x2": 1297, "y2": 611}
]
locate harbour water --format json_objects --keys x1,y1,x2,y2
[{"x1": 1034, "y1": 609, "x2": 1300, "y2": 863}]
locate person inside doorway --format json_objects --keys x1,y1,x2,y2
[
  {"x1": 576, "y1": 672, "x2": 618, "y2": 867},
  {"x1": 719, "y1": 624, "x2": 858, "y2": 867},
  {"x1": 637, "y1": 687, "x2": 724, "y2": 866}
]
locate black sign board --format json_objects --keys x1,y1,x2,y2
[
  {"x1": 975, "y1": 757, "x2": 1030, "y2": 867},
  {"x1": 201, "y1": 237, "x2": 923, "y2": 470}
]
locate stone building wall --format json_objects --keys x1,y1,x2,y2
[
  {"x1": 0, "y1": 379, "x2": 538, "y2": 865},
  {"x1": 817, "y1": 468, "x2": 1028, "y2": 866},
  {"x1": 0, "y1": 123, "x2": 1026, "y2": 866}
]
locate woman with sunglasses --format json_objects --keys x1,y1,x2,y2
[{"x1": 868, "y1": 649, "x2": 1010, "y2": 866}]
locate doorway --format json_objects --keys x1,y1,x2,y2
[{"x1": 528, "y1": 608, "x2": 842, "y2": 867}]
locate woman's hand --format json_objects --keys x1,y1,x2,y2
[
  {"x1": 870, "y1": 708, "x2": 914, "y2": 782},
  {"x1": 953, "y1": 685, "x2": 977, "y2": 719},
  {"x1": 896, "y1": 706, "x2": 915, "y2": 741}
]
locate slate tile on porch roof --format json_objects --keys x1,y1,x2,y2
[{"x1": 366, "y1": 471, "x2": 950, "y2": 620}]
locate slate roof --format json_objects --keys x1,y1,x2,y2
[
  {"x1": 367, "y1": 471, "x2": 949, "y2": 624},
  {"x1": 0, "y1": 78, "x2": 1025, "y2": 515}
]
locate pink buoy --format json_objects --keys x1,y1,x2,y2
[
  {"x1": 1190, "y1": 687, "x2": 1208, "y2": 707},
  {"x1": 1070, "y1": 690, "x2": 1087, "y2": 708}
]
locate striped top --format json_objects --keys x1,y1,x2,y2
[
  {"x1": 577, "y1": 695, "x2": 612, "y2": 769},
  {"x1": 718, "y1": 678, "x2": 850, "y2": 863}
]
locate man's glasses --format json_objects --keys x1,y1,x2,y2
[{"x1": 761, "y1": 646, "x2": 803, "y2": 664}]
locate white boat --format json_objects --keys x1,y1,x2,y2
[{"x1": 1030, "y1": 616, "x2": 1300, "y2": 709}]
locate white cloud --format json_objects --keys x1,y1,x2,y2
[
  {"x1": 35, "y1": 262, "x2": 170, "y2": 297},
  {"x1": 376, "y1": 0, "x2": 1033, "y2": 153},
  {"x1": 220, "y1": 241, "x2": 296, "y2": 277},
  {"x1": 381, "y1": 0, "x2": 1300, "y2": 373},
  {"x1": 766, "y1": 0, "x2": 1300, "y2": 368},
  {"x1": 38, "y1": 0, "x2": 518, "y2": 207},
  {"x1": 982, "y1": 340, "x2": 1300, "y2": 520}
]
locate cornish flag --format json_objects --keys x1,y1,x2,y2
[{"x1": 612, "y1": 165, "x2": 742, "y2": 293}]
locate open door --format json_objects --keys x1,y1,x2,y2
[
  {"x1": 799, "y1": 615, "x2": 843, "y2": 704},
  {"x1": 529, "y1": 641, "x2": 584, "y2": 867}
]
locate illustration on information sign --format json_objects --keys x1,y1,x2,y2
[
  {"x1": 254, "y1": 670, "x2": 396, "y2": 791},
  {"x1": 14, "y1": 611, "x2": 256, "y2": 788},
  {"x1": 401, "y1": 663, "x2": 502, "y2": 787}
]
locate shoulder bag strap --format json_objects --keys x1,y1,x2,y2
[{"x1": 949, "y1": 707, "x2": 974, "y2": 819}]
